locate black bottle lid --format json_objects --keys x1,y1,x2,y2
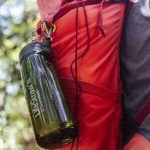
[{"x1": 19, "y1": 39, "x2": 51, "y2": 63}]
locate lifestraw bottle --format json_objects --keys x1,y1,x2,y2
[{"x1": 19, "y1": 38, "x2": 76, "y2": 149}]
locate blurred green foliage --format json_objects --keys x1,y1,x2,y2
[{"x1": 0, "y1": 0, "x2": 41, "y2": 149}]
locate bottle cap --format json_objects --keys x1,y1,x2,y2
[{"x1": 19, "y1": 40, "x2": 51, "y2": 63}]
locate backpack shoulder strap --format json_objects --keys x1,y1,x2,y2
[
  {"x1": 126, "y1": 1, "x2": 133, "y2": 14},
  {"x1": 136, "y1": 100, "x2": 150, "y2": 124}
]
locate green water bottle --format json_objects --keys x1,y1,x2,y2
[{"x1": 19, "y1": 38, "x2": 76, "y2": 149}]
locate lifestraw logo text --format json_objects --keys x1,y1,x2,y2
[{"x1": 27, "y1": 79, "x2": 41, "y2": 118}]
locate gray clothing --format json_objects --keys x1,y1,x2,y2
[{"x1": 121, "y1": 0, "x2": 150, "y2": 141}]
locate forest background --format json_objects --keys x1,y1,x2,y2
[{"x1": 0, "y1": 0, "x2": 41, "y2": 149}]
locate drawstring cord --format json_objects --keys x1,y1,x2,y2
[
  {"x1": 98, "y1": 0, "x2": 105, "y2": 36},
  {"x1": 70, "y1": 1, "x2": 90, "y2": 150},
  {"x1": 70, "y1": 2, "x2": 80, "y2": 150}
]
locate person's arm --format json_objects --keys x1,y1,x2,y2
[
  {"x1": 37, "y1": 0, "x2": 63, "y2": 18},
  {"x1": 123, "y1": 113, "x2": 150, "y2": 150},
  {"x1": 123, "y1": 133, "x2": 150, "y2": 150},
  {"x1": 129, "y1": 0, "x2": 138, "y2": 2}
]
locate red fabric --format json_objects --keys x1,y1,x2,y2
[
  {"x1": 37, "y1": 1, "x2": 125, "y2": 150},
  {"x1": 123, "y1": 133, "x2": 150, "y2": 150}
]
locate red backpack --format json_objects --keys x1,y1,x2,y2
[{"x1": 37, "y1": 0, "x2": 126, "y2": 149}]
